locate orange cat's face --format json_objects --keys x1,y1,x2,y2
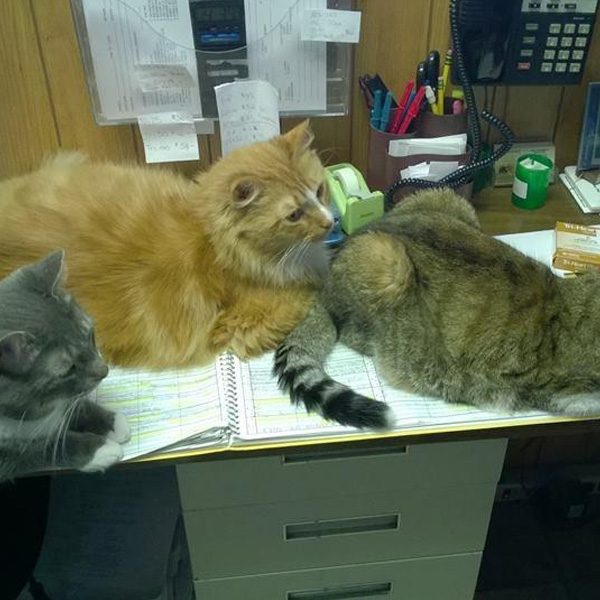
[{"x1": 226, "y1": 121, "x2": 332, "y2": 250}]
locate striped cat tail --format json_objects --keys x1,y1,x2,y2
[{"x1": 273, "y1": 303, "x2": 393, "y2": 429}]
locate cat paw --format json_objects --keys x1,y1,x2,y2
[
  {"x1": 81, "y1": 439, "x2": 123, "y2": 472},
  {"x1": 561, "y1": 397, "x2": 600, "y2": 417},
  {"x1": 107, "y1": 412, "x2": 131, "y2": 443}
]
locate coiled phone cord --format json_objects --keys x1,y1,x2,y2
[{"x1": 383, "y1": 0, "x2": 515, "y2": 209}]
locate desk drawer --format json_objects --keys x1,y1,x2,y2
[
  {"x1": 194, "y1": 552, "x2": 482, "y2": 600},
  {"x1": 177, "y1": 438, "x2": 506, "y2": 510},
  {"x1": 183, "y1": 484, "x2": 495, "y2": 579}
]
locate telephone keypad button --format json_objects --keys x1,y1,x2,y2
[
  {"x1": 579, "y1": 24, "x2": 591, "y2": 35},
  {"x1": 541, "y1": 62, "x2": 553, "y2": 73},
  {"x1": 569, "y1": 63, "x2": 582, "y2": 73},
  {"x1": 549, "y1": 23, "x2": 561, "y2": 34},
  {"x1": 572, "y1": 50, "x2": 584, "y2": 60},
  {"x1": 558, "y1": 50, "x2": 570, "y2": 60},
  {"x1": 563, "y1": 24, "x2": 576, "y2": 35},
  {"x1": 560, "y1": 37, "x2": 573, "y2": 47},
  {"x1": 575, "y1": 36, "x2": 588, "y2": 47},
  {"x1": 546, "y1": 36, "x2": 558, "y2": 47},
  {"x1": 555, "y1": 62, "x2": 567, "y2": 72}
]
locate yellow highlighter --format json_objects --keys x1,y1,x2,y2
[{"x1": 437, "y1": 49, "x2": 453, "y2": 115}]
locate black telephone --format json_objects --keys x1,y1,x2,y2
[{"x1": 456, "y1": 0, "x2": 598, "y2": 85}]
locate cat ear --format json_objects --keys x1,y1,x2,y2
[
  {"x1": 232, "y1": 179, "x2": 262, "y2": 208},
  {"x1": 282, "y1": 120, "x2": 314, "y2": 157},
  {"x1": 27, "y1": 250, "x2": 67, "y2": 297},
  {"x1": 0, "y1": 331, "x2": 40, "y2": 375}
]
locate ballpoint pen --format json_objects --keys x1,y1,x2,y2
[
  {"x1": 424, "y1": 85, "x2": 437, "y2": 114},
  {"x1": 397, "y1": 86, "x2": 426, "y2": 134},
  {"x1": 390, "y1": 80, "x2": 414, "y2": 133}
]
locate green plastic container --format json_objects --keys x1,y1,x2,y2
[{"x1": 511, "y1": 153, "x2": 553, "y2": 210}]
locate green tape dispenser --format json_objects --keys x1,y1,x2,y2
[{"x1": 325, "y1": 163, "x2": 384, "y2": 235}]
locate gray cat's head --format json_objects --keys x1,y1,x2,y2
[{"x1": 0, "y1": 251, "x2": 108, "y2": 419}]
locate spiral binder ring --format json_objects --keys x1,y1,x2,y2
[{"x1": 219, "y1": 353, "x2": 241, "y2": 434}]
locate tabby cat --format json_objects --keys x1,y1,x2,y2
[
  {"x1": 274, "y1": 189, "x2": 600, "y2": 429},
  {"x1": 0, "y1": 252, "x2": 129, "y2": 480},
  {"x1": 0, "y1": 121, "x2": 332, "y2": 368}
]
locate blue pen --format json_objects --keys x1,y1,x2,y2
[
  {"x1": 379, "y1": 91, "x2": 393, "y2": 132},
  {"x1": 370, "y1": 89, "x2": 383, "y2": 129}
]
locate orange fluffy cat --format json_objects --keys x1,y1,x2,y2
[{"x1": 0, "y1": 121, "x2": 333, "y2": 368}]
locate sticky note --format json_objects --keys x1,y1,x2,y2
[
  {"x1": 215, "y1": 80, "x2": 280, "y2": 156},
  {"x1": 300, "y1": 9, "x2": 362, "y2": 44},
  {"x1": 134, "y1": 64, "x2": 195, "y2": 92},
  {"x1": 137, "y1": 112, "x2": 199, "y2": 163}
]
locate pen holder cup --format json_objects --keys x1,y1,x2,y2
[
  {"x1": 367, "y1": 121, "x2": 415, "y2": 192},
  {"x1": 415, "y1": 110, "x2": 468, "y2": 138},
  {"x1": 384, "y1": 148, "x2": 473, "y2": 206}
]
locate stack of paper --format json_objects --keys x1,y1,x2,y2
[
  {"x1": 388, "y1": 133, "x2": 467, "y2": 158},
  {"x1": 400, "y1": 160, "x2": 460, "y2": 181}
]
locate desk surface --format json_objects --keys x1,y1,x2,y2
[
  {"x1": 476, "y1": 182, "x2": 600, "y2": 235},
  {"x1": 140, "y1": 183, "x2": 600, "y2": 465}
]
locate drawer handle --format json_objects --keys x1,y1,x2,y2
[
  {"x1": 282, "y1": 445, "x2": 407, "y2": 464},
  {"x1": 285, "y1": 513, "x2": 399, "y2": 540},
  {"x1": 287, "y1": 582, "x2": 392, "y2": 599}
]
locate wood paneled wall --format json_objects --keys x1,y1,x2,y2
[{"x1": 1, "y1": 0, "x2": 599, "y2": 179}]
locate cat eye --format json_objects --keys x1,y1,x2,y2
[
  {"x1": 65, "y1": 363, "x2": 77, "y2": 377},
  {"x1": 316, "y1": 183, "x2": 325, "y2": 198},
  {"x1": 287, "y1": 208, "x2": 304, "y2": 222}
]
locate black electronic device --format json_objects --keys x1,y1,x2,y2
[
  {"x1": 189, "y1": 0, "x2": 248, "y2": 115},
  {"x1": 455, "y1": 0, "x2": 598, "y2": 85}
]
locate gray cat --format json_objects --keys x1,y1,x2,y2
[
  {"x1": 274, "y1": 189, "x2": 600, "y2": 429},
  {"x1": 0, "y1": 251, "x2": 129, "y2": 480}
]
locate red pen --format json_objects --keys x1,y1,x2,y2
[
  {"x1": 389, "y1": 80, "x2": 414, "y2": 133},
  {"x1": 397, "y1": 86, "x2": 426, "y2": 134}
]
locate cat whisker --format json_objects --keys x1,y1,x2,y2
[
  {"x1": 51, "y1": 396, "x2": 82, "y2": 466},
  {"x1": 275, "y1": 243, "x2": 300, "y2": 271}
]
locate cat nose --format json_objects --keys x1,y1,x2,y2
[
  {"x1": 90, "y1": 359, "x2": 109, "y2": 380},
  {"x1": 321, "y1": 216, "x2": 334, "y2": 231}
]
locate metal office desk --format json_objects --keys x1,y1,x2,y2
[{"x1": 152, "y1": 184, "x2": 600, "y2": 599}]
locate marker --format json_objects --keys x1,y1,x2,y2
[
  {"x1": 436, "y1": 76, "x2": 445, "y2": 114},
  {"x1": 415, "y1": 61, "x2": 427, "y2": 89},
  {"x1": 380, "y1": 91, "x2": 393, "y2": 132},
  {"x1": 438, "y1": 49, "x2": 452, "y2": 114},
  {"x1": 426, "y1": 50, "x2": 440, "y2": 93},
  {"x1": 370, "y1": 89, "x2": 383, "y2": 129}
]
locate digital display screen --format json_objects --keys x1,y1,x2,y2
[
  {"x1": 193, "y1": 5, "x2": 243, "y2": 22},
  {"x1": 200, "y1": 31, "x2": 242, "y2": 45}
]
